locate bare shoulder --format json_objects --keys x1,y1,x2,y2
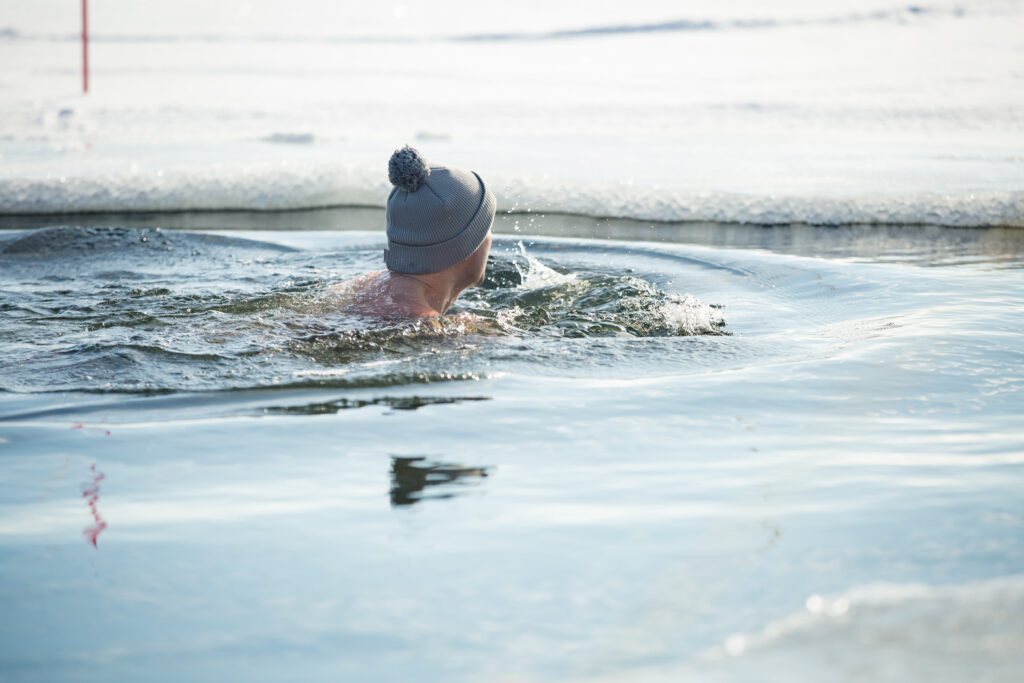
[
  {"x1": 328, "y1": 270, "x2": 385, "y2": 296},
  {"x1": 327, "y1": 271, "x2": 438, "y2": 319}
]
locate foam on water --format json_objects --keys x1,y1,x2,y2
[{"x1": 610, "y1": 575, "x2": 1024, "y2": 683}]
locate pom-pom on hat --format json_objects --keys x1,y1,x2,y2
[
  {"x1": 384, "y1": 145, "x2": 496, "y2": 275},
  {"x1": 388, "y1": 146, "x2": 430, "y2": 192}
]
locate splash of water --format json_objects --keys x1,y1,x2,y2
[
  {"x1": 462, "y1": 243, "x2": 725, "y2": 338},
  {"x1": 0, "y1": 228, "x2": 725, "y2": 394}
]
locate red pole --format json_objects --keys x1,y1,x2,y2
[{"x1": 82, "y1": 0, "x2": 89, "y2": 93}]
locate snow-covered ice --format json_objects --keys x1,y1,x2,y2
[{"x1": 1, "y1": 0, "x2": 1022, "y2": 225}]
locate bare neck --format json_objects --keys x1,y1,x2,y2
[{"x1": 386, "y1": 271, "x2": 464, "y2": 317}]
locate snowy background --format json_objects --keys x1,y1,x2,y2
[{"x1": 1, "y1": 0, "x2": 1022, "y2": 224}]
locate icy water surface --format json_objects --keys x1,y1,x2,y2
[
  {"x1": 0, "y1": 225, "x2": 725, "y2": 395},
  {"x1": 1, "y1": 218, "x2": 1023, "y2": 682}
]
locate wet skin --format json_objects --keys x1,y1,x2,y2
[{"x1": 334, "y1": 232, "x2": 492, "y2": 319}]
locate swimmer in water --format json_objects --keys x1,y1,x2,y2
[{"x1": 336, "y1": 146, "x2": 497, "y2": 319}]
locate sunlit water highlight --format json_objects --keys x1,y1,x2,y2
[{"x1": 1, "y1": 218, "x2": 1023, "y2": 682}]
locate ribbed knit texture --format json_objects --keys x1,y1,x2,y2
[{"x1": 385, "y1": 164, "x2": 496, "y2": 274}]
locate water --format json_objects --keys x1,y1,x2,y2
[
  {"x1": 1, "y1": 216, "x2": 1023, "y2": 681},
  {"x1": 2, "y1": 0, "x2": 1023, "y2": 678},
  {"x1": 0, "y1": 225, "x2": 723, "y2": 395}
]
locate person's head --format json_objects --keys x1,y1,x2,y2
[
  {"x1": 383, "y1": 146, "x2": 496, "y2": 282},
  {"x1": 454, "y1": 231, "x2": 492, "y2": 289}
]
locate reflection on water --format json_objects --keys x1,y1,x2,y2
[
  {"x1": 264, "y1": 395, "x2": 491, "y2": 415},
  {"x1": 390, "y1": 456, "x2": 490, "y2": 507},
  {"x1": 493, "y1": 213, "x2": 1024, "y2": 269},
  {"x1": 4, "y1": 208, "x2": 1022, "y2": 267},
  {"x1": 80, "y1": 464, "x2": 107, "y2": 547}
]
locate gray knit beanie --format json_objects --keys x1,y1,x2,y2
[{"x1": 384, "y1": 145, "x2": 497, "y2": 274}]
